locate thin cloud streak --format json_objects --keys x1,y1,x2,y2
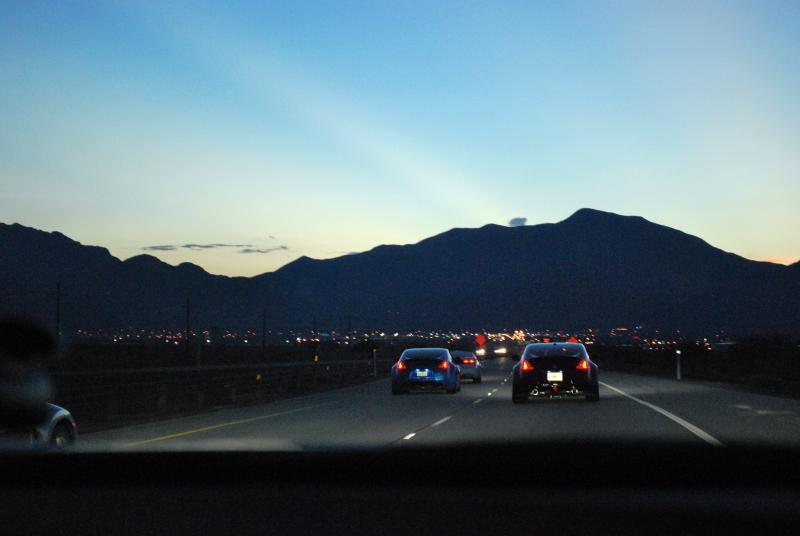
[
  {"x1": 240, "y1": 246, "x2": 289, "y2": 254},
  {"x1": 182, "y1": 243, "x2": 252, "y2": 250},
  {"x1": 143, "y1": 243, "x2": 254, "y2": 252}
]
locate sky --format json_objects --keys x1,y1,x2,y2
[{"x1": 1, "y1": 0, "x2": 799, "y2": 276}]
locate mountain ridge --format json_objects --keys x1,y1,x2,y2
[{"x1": 1, "y1": 212, "x2": 798, "y2": 335}]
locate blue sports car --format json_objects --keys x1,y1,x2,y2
[{"x1": 391, "y1": 348, "x2": 461, "y2": 394}]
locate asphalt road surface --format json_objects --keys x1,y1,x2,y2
[{"x1": 82, "y1": 356, "x2": 800, "y2": 450}]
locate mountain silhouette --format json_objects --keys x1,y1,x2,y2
[{"x1": 1, "y1": 210, "x2": 798, "y2": 336}]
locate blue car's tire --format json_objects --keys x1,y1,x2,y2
[{"x1": 447, "y1": 380, "x2": 459, "y2": 394}]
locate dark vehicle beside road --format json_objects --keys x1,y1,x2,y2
[{"x1": 35, "y1": 403, "x2": 77, "y2": 448}]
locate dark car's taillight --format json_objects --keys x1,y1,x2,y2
[
  {"x1": 520, "y1": 359, "x2": 534, "y2": 372},
  {"x1": 576, "y1": 359, "x2": 590, "y2": 371},
  {"x1": 396, "y1": 360, "x2": 407, "y2": 371},
  {"x1": 438, "y1": 360, "x2": 449, "y2": 369}
]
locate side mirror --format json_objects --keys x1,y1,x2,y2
[{"x1": 0, "y1": 319, "x2": 55, "y2": 430}]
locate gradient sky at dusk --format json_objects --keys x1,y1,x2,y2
[{"x1": 2, "y1": 1, "x2": 798, "y2": 276}]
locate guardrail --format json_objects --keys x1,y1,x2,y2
[{"x1": 52, "y1": 359, "x2": 394, "y2": 433}]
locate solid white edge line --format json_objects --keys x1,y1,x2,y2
[
  {"x1": 599, "y1": 382, "x2": 724, "y2": 447},
  {"x1": 473, "y1": 399, "x2": 483, "y2": 405},
  {"x1": 403, "y1": 433, "x2": 416, "y2": 440},
  {"x1": 431, "y1": 416, "x2": 452, "y2": 427}
]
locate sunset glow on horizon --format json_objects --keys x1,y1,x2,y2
[{"x1": 2, "y1": 1, "x2": 798, "y2": 276}]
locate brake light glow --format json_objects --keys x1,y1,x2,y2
[
  {"x1": 520, "y1": 359, "x2": 534, "y2": 372},
  {"x1": 463, "y1": 358, "x2": 476, "y2": 365},
  {"x1": 438, "y1": 360, "x2": 449, "y2": 369},
  {"x1": 576, "y1": 359, "x2": 590, "y2": 370},
  {"x1": 396, "y1": 360, "x2": 407, "y2": 371}
]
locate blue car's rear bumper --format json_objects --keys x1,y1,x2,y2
[{"x1": 392, "y1": 370, "x2": 458, "y2": 391}]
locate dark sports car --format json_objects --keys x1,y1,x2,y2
[{"x1": 512, "y1": 343, "x2": 599, "y2": 403}]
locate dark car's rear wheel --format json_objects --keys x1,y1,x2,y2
[
  {"x1": 586, "y1": 383, "x2": 600, "y2": 402},
  {"x1": 474, "y1": 376, "x2": 482, "y2": 384},
  {"x1": 392, "y1": 385, "x2": 407, "y2": 395},
  {"x1": 512, "y1": 388, "x2": 527, "y2": 404}
]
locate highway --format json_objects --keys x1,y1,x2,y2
[{"x1": 82, "y1": 356, "x2": 800, "y2": 449}]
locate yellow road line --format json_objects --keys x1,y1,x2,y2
[{"x1": 129, "y1": 403, "x2": 328, "y2": 446}]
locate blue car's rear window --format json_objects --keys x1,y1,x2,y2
[{"x1": 403, "y1": 350, "x2": 447, "y2": 359}]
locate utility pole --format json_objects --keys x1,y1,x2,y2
[
  {"x1": 675, "y1": 350, "x2": 682, "y2": 381},
  {"x1": 312, "y1": 316, "x2": 319, "y2": 362},
  {"x1": 185, "y1": 297, "x2": 191, "y2": 350}
]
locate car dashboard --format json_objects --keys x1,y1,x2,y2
[{"x1": 1, "y1": 442, "x2": 799, "y2": 535}]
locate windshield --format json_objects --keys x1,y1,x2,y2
[{"x1": 1, "y1": 1, "x2": 799, "y2": 454}]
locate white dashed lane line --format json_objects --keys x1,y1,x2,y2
[
  {"x1": 398, "y1": 370, "x2": 508, "y2": 442},
  {"x1": 431, "y1": 416, "x2": 452, "y2": 427}
]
